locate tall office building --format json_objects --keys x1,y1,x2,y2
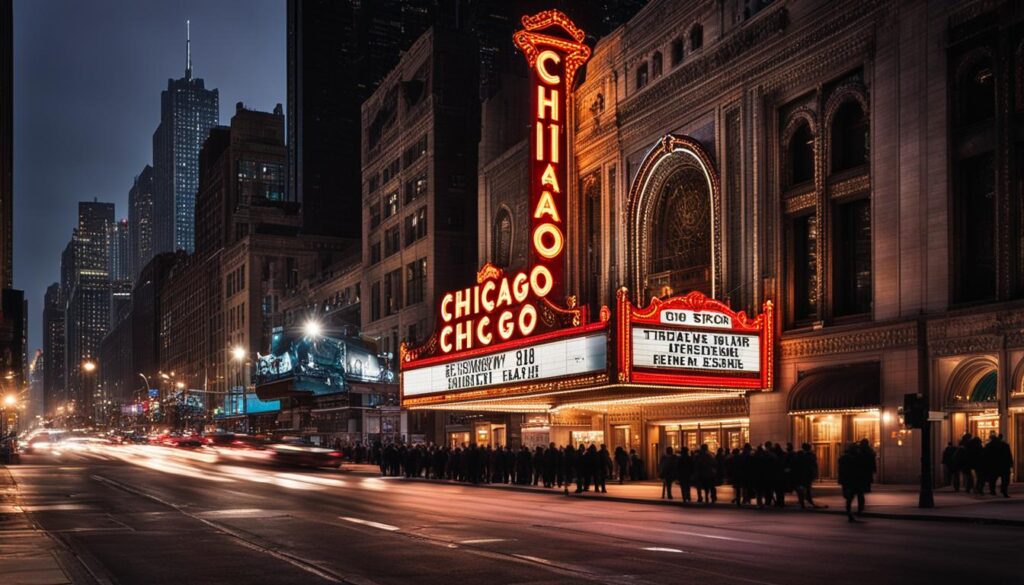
[
  {"x1": 108, "y1": 218, "x2": 132, "y2": 325},
  {"x1": 0, "y1": 0, "x2": 11, "y2": 290},
  {"x1": 286, "y1": 0, "x2": 358, "y2": 239},
  {"x1": 63, "y1": 201, "x2": 114, "y2": 421},
  {"x1": 42, "y1": 283, "x2": 65, "y2": 415},
  {"x1": 152, "y1": 24, "x2": 219, "y2": 255},
  {"x1": 108, "y1": 219, "x2": 130, "y2": 284},
  {"x1": 129, "y1": 165, "x2": 154, "y2": 280}
]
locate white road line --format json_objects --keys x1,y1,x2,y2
[
  {"x1": 340, "y1": 516, "x2": 401, "y2": 532},
  {"x1": 459, "y1": 538, "x2": 508, "y2": 544},
  {"x1": 669, "y1": 529, "x2": 756, "y2": 543},
  {"x1": 642, "y1": 547, "x2": 686, "y2": 553}
]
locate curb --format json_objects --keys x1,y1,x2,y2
[{"x1": 370, "y1": 473, "x2": 1024, "y2": 527}]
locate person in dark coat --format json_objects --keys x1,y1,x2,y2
[
  {"x1": 941, "y1": 441, "x2": 957, "y2": 488},
  {"x1": 694, "y1": 444, "x2": 717, "y2": 504},
  {"x1": 595, "y1": 444, "x2": 611, "y2": 493},
  {"x1": 561, "y1": 445, "x2": 576, "y2": 494},
  {"x1": 543, "y1": 443, "x2": 559, "y2": 488},
  {"x1": 967, "y1": 436, "x2": 985, "y2": 495},
  {"x1": 857, "y1": 439, "x2": 877, "y2": 495},
  {"x1": 793, "y1": 442, "x2": 819, "y2": 509},
  {"x1": 658, "y1": 447, "x2": 678, "y2": 499},
  {"x1": 629, "y1": 450, "x2": 643, "y2": 481},
  {"x1": 614, "y1": 446, "x2": 630, "y2": 484},
  {"x1": 984, "y1": 433, "x2": 1013, "y2": 497},
  {"x1": 533, "y1": 446, "x2": 545, "y2": 486},
  {"x1": 753, "y1": 444, "x2": 774, "y2": 508},
  {"x1": 516, "y1": 446, "x2": 533, "y2": 485},
  {"x1": 676, "y1": 447, "x2": 693, "y2": 503},
  {"x1": 838, "y1": 443, "x2": 866, "y2": 521},
  {"x1": 576, "y1": 445, "x2": 589, "y2": 493}
]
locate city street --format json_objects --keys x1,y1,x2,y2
[{"x1": 4, "y1": 445, "x2": 1021, "y2": 585}]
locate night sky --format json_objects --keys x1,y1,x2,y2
[{"x1": 14, "y1": 0, "x2": 285, "y2": 351}]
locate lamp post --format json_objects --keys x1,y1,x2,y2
[
  {"x1": 81, "y1": 360, "x2": 98, "y2": 428},
  {"x1": 1, "y1": 394, "x2": 16, "y2": 437}
]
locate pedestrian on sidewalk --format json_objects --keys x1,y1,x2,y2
[
  {"x1": 695, "y1": 444, "x2": 717, "y2": 504},
  {"x1": 676, "y1": 446, "x2": 693, "y2": 503},
  {"x1": 562, "y1": 445, "x2": 577, "y2": 495},
  {"x1": 596, "y1": 444, "x2": 611, "y2": 493},
  {"x1": 968, "y1": 436, "x2": 986, "y2": 495},
  {"x1": 942, "y1": 441, "x2": 957, "y2": 487},
  {"x1": 858, "y1": 439, "x2": 877, "y2": 495},
  {"x1": 615, "y1": 446, "x2": 629, "y2": 484},
  {"x1": 838, "y1": 443, "x2": 867, "y2": 522},
  {"x1": 658, "y1": 447, "x2": 678, "y2": 499},
  {"x1": 629, "y1": 449, "x2": 644, "y2": 481},
  {"x1": 984, "y1": 433, "x2": 1013, "y2": 498},
  {"x1": 793, "y1": 442, "x2": 819, "y2": 509},
  {"x1": 953, "y1": 434, "x2": 971, "y2": 493}
]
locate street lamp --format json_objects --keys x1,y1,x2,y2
[
  {"x1": 2, "y1": 395, "x2": 14, "y2": 407},
  {"x1": 303, "y1": 319, "x2": 323, "y2": 338},
  {"x1": 231, "y1": 346, "x2": 247, "y2": 362}
]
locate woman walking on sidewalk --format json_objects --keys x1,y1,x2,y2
[{"x1": 838, "y1": 443, "x2": 867, "y2": 522}]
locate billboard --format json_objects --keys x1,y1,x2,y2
[{"x1": 256, "y1": 326, "x2": 395, "y2": 396}]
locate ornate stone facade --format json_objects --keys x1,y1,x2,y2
[{"x1": 566, "y1": 0, "x2": 1024, "y2": 483}]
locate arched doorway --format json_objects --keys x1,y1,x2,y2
[
  {"x1": 945, "y1": 357, "x2": 1000, "y2": 443},
  {"x1": 627, "y1": 135, "x2": 722, "y2": 302}
]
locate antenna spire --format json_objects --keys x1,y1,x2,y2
[{"x1": 186, "y1": 19, "x2": 192, "y2": 79}]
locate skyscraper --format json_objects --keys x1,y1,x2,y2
[
  {"x1": 108, "y1": 218, "x2": 131, "y2": 325},
  {"x1": 0, "y1": 0, "x2": 10, "y2": 290},
  {"x1": 286, "y1": 0, "x2": 360, "y2": 239},
  {"x1": 42, "y1": 283, "x2": 64, "y2": 415},
  {"x1": 129, "y1": 165, "x2": 154, "y2": 280},
  {"x1": 63, "y1": 200, "x2": 114, "y2": 421},
  {"x1": 152, "y1": 23, "x2": 219, "y2": 255}
]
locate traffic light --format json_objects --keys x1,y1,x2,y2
[{"x1": 903, "y1": 393, "x2": 927, "y2": 429}]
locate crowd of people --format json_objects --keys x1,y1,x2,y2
[
  {"x1": 941, "y1": 432, "x2": 1014, "y2": 498},
  {"x1": 378, "y1": 442, "x2": 645, "y2": 493},
  {"x1": 373, "y1": 439, "x2": 882, "y2": 516},
  {"x1": 657, "y1": 440, "x2": 835, "y2": 512},
  {"x1": 350, "y1": 432, "x2": 1018, "y2": 523}
]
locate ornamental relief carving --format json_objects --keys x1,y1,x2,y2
[
  {"x1": 780, "y1": 323, "x2": 917, "y2": 359},
  {"x1": 930, "y1": 336, "x2": 1004, "y2": 358},
  {"x1": 648, "y1": 398, "x2": 749, "y2": 419}
]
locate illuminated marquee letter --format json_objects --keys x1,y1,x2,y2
[
  {"x1": 440, "y1": 325, "x2": 453, "y2": 353},
  {"x1": 535, "y1": 50, "x2": 561, "y2": 84},
  {"x1": 441, "y1": 293, "x2": 454, "y2": 322},
  {"x1": 515, "y1": 10, "x2": 590, "y2": 303},
  {"x1": 533, "y1": 223, "x2": 564, "y2": 259}
]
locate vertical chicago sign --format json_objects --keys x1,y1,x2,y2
[
  {"x1": 513, "y1": 11, "x2": 591, "y2": 302},
  {"x1": 401, "y1": 10, "x2": 605, "y2": 407}
]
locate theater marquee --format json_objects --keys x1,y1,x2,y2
[{"x1": 617, "y1": 290, "x2": 774, "y2": 390}]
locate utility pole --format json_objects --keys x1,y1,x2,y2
[{"x1": 917, "y1": 318, "x2": 934, "y2": 508}]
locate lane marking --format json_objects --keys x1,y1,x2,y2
[
  {"x1": 641, "y1": 547, "x2": 686, "y2": 553},
  {"x1": 339, "y1": 516, "x2": 400, "y2": 532},
  {"x1": 90, "y1": 474, "x2": 351, "y2": 584},
  {"x1": 459, "y1": 538, "x2": 508, "y2": 544}
]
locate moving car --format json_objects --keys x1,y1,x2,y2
[{"x1": 267, "y1": 443, "x2": 343, "y2": 468}]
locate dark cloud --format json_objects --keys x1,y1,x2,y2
[{"x1": 14, "y1": 0, "x2": 285, "y2": 350}]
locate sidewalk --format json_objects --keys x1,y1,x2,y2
[
  {"x1": 0, "y1": 465, "x2": 76, "y2": 585},
  {"x1": 344, "y1": 463, "x2": 1024, "y2": 526}
]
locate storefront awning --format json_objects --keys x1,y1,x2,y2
[{"x1": 788, "y1": 362, "x2": 880, "y2": 414}]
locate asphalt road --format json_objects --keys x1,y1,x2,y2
[{"x1": 6, "y1": 444, "x2": 1021, "y2": 585}]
